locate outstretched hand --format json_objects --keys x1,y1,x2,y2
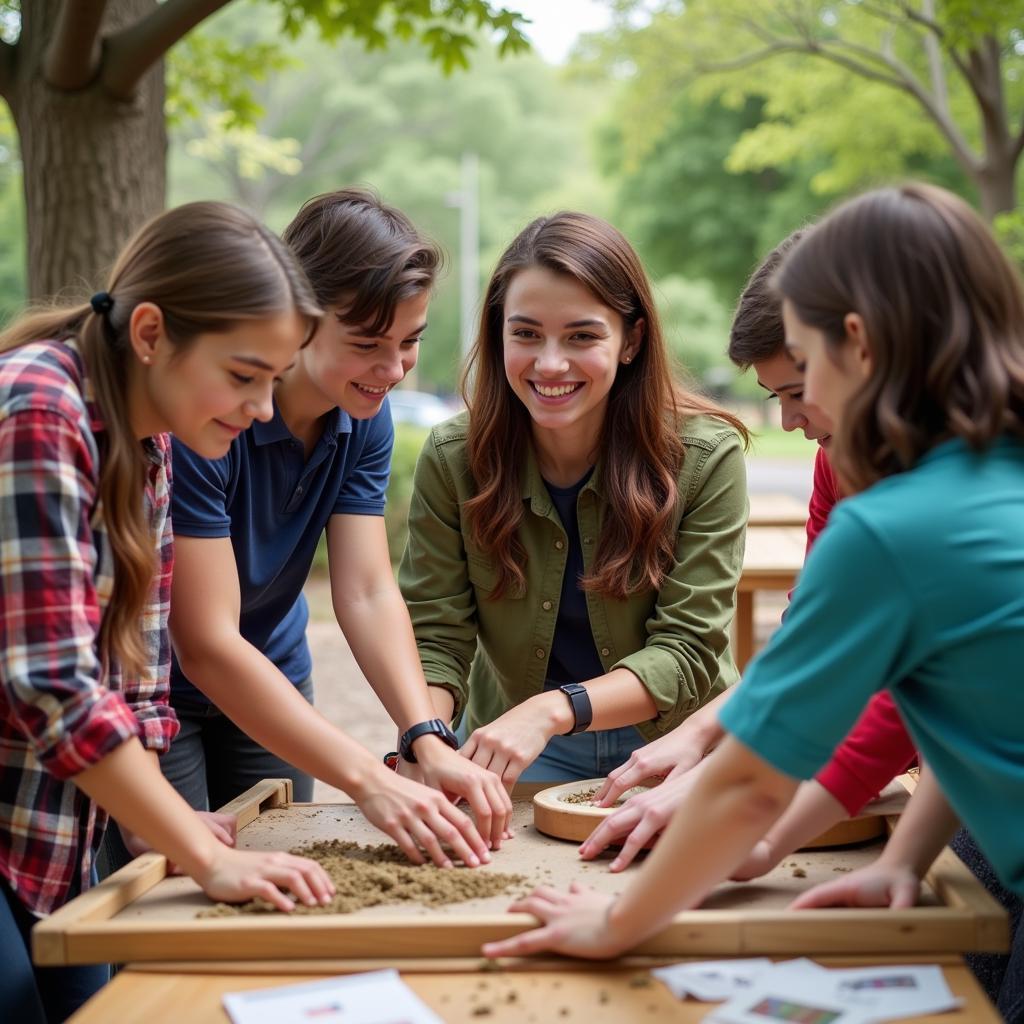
[
  {"x1": 580, "y1": 762, "x2": 709, "y2": 871},
  {"x1": 791, "y1": 860, "x2": 921, "y2": 910},
  {"x1": 482, "y1": 884, "x2": 630, "y2": 960}
]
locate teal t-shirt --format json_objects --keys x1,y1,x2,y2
[{"x1": 720, "y1": 437, "x2": 1024, "y2": 894}]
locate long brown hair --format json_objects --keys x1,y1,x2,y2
[
  {"x1": 775, "y1": 183, "x2": 1024, "y2": 492},
  {"x1": 0, "y1": 202, "x2": 321, "y2": 677},
  {"x1": 283, "y1": 188, "x2": 442, "y2": 330},
  {"x1": 463, "y1": 212, "x2": 747, "y2": 600}
]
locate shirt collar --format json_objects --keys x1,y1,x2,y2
[
  {"x1": 520, "y1": 443, "x2": 601, "y2": 514},
  {"x1": 251, "y1": 401, "x2": 353, "y2": 447}
]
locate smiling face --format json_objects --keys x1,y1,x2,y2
[
  {"x1": 298, "y1": 289, "x2": 430, "y2": 419},
  {"x1": 502, "y1": 266, "x2": 640, "y2": 448},
  {"x1": 137, "y1": 310, "x2": 306, "y2": 458},
  {"x1": 781, "y1": 300, "x2": 872, "y2": 433},
  {"x1": 752, "y1": 348, "x2": 833, "y2": 446}
]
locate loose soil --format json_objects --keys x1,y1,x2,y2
[
  {"x1": 200, "y1": 839, "x2": 526, "y2": 917},
  {"x1": 559, "y1": 786, "x2": 647, "y2": 806}
]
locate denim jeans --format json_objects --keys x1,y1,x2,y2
[
  {"x1": 456, "y1": 711, "x2": 646, "y2": 783},
  {"x1": 1, "y1": 871, "x2": 109, "y2": 1023},
  {"x1": 951, "y1": 829, "x2": 1024, "y2": 1022},
  {"x1": 160, "y1": 673, "x2": 316, "y2": 812}
]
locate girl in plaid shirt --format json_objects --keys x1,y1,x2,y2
[{"x1": 0, "y1": 203, "x2": 335, "y2": 1022}]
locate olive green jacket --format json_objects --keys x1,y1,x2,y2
[{"x1": 398, "y1": 412, "x2": 747, "y2": 743}]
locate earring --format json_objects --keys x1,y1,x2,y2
[
  {"x1": 624, "y1": 355, "x2": 632, "y2": 364},
  {"x1": 142, "y1": 355, "x2": 151, "y2": 364}
]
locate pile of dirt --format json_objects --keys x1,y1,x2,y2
[{"x1": 199, "y1": 839, "x2": 527, "y2": 917}]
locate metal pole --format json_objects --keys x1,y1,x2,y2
[{"x1": 458, "y1": 151, "x2": 480, "y2": 358}]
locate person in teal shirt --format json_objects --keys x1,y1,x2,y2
[{"x1": 481, "y1": 182, "x2": 1024, "y2": 965}]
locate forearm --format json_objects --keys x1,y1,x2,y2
[
  {"x1": 428, "y1": 685, "x2": 456, "y2": 725},
  {"x1": 175, "y1": 633, "x2": 383, "y2": 801},
  {"x1": 878, "y1": 765, "x2": 959, "y2": 876},
  {"x1": 335, "y1": 584, "x2": 438, "y2": 733},
  {"x1": 757, "y1": 780, "x2": 848, "y2": 861},
  {"x1": 608, "y1": 737, "x2": 797, "y2": 945},
  {"x1": 74, "y1": 738, "x2": 220, "y2": 878}
]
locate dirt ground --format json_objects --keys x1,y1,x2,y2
[{"x1": 303, "y1": 577, "x2": 788, "y2": 804}]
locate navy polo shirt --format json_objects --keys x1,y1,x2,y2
[{"x1": 169, "y1": 400, "x2": 393, "y2": 703}]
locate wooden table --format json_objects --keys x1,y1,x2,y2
[
  {"x1": 748, "y1": 492, "x2": 808, "y2": 527},
  {"x1": 69, "y1": 956, "x2": 1001, "y2": 1022},
  {"x1": 736, "y1": 526, "x2": 806, "y2": 670}
]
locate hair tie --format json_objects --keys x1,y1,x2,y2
[{"x1": 90, "y1": 291, "x2": 114, "y2": 316}]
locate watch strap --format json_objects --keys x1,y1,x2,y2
[
  {"x1": 398, "y1": 718, "x2": 459, "y2": 764},
  {"x1": 558, "y1": 683, "x2": 593, "y2": 735}
]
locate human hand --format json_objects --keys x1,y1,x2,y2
[
  {"x1": 592, "y1": 724, "x2": 708, "y2": 807},
  {"x1": 194, "y1": 846, "x2": 336, "y2": 913},
  {"x1": 482, "y1": 884, "x2": 632, "y2": 960},
  {"x1": 121, "y1": 811, "x2": 238, "y2": 875},
  {"x1": 461, "y1": 695, "x2": 568, "y2": 792},
  {"x1": 580, "y1": 763, "x2": 708, "y2": 871},
  {"x1": 357, "y1": 766, "x2": 492, "y2": 869},
  {"x1": 412, "y1": 737, "x2": 514, "y2": 849},
  {"x1": 790, "y1": 860, "x2": 921, "y2": 910}
]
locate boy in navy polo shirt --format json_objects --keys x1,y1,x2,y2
[{"x1": 159, "y1": 191, "x2": 511, "y2": 867}]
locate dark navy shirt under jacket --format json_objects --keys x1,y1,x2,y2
[
  {"x1": 543, "y1": 468, "x2": 606, "y2": 690},
  {"x1": 169, "y1": 400, "x2": 393, "y2": 703}
]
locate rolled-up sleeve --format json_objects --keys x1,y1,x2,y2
[
  {"x1": 0, "y1": 409, "x2": 140, "y2": 779},
  {"x1": 399, "y1": 433, "x2": 477, "y2": 722},
  {"x1": 614, "y1": 429, "x2": 747, "y2": 729}
]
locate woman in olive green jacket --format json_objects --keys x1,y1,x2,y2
[{"x1": 399, "y1": 212, "x2": 748, "y2": 788}]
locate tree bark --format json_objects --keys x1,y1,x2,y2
[{"x1": 10, "y1": 0, "x2": 167, "y2": 300}]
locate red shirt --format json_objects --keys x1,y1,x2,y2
[{"x1": 804, "y1": 447, "x2": 917, "y2": 815}]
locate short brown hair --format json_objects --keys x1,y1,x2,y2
[
  {"x1": 283, "y1": 188, "x2": 443, "y2": 335},
  {"x1": 775, "y1": 183, "x2": 1024, "y2": 491},
  {"x1": 728, "y1": 228, "x2": 808, "y2": 369}
]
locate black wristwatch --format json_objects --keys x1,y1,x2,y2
[
  {"x1": 558, "y1": 683, "x2": 593, "y2": 735},
  {"x1": 398, "y1": 718, "x2": 459, "y2": 764}
]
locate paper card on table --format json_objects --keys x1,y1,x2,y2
[
  {"x1": 653, "y1": 958, "x2": 773, "y2": 1000},
  {"x1": 705, "y1": 988, "x2": 870, "y2": 1024},
  {"x1": 827, "y1": 964, "x2": 963, "y2": 1021},
  {"x1": 222, "y1": 969, "x2": 445, "y2": 1024}
]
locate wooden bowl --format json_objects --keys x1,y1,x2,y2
[{"x1": 532, "y1": 777, "x2": 890, "y2": 847}]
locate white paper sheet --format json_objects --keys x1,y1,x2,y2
[{"x1": 222, "y1": 969, "x2": 446, "y2": 1024}]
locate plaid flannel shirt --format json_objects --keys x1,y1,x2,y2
[{"x1": 0, "y1": 339, "x2": 177, "y2": 916}]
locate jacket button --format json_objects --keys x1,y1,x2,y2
[
  {"x1": 554, "y1": 539, "x2": 564, "y2": 550},
  {"x1": 542, "y1": 600, "x2": 553, "y2": 611},
  {"x1": 601, "y1": 647, "x2": 611, "y2": 657},
  {"x1": 535, "y1": 648, "x2": 545, "y2": 659}
]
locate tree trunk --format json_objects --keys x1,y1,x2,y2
[
  {"x1": 9, "y1": 0, "x2": 167, "y2": 301},
  {"x1": 976, "y1": 162, "x2": 1018, "y2": 222}
]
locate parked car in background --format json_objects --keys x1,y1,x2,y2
[{"x1": 387, "y1": 389, "x2": 457, "y2": 428}]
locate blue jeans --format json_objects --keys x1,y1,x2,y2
[
  {"x1": 456, "y1": 713, "x2": 646, "y2": 782},
  {"x1": 950, "y1": 829, "x2": 1024, "y2": 1022},
  {"x1": 1, "y1": 871, "x2": 109, "y2": 1023},
  {"x1": 160, "y1": 674, "x2": 316, "y2": 812}
]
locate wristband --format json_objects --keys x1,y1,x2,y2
[
  {"x1": 558, "y1": 683, "x2": 593, "y2": 735},
  {"x1": 398, "y1": 718, "x2": 459, "y2": 764}
]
